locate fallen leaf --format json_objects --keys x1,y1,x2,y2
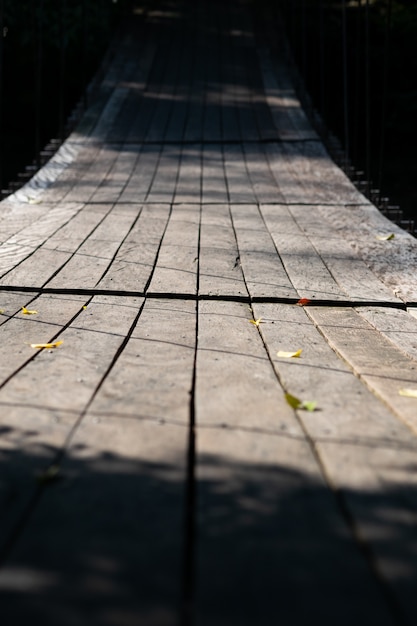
[
  {"x1": 277, "y1": 349, "x2": 303, "y2": 358},
  {"x1": 30, "y1": 340, "x2": 63, "y2": 349},
  {"x1": 21, "y1": 306, "x2": 38, "y2": 315},
  {"x1": 82, "y1": 305, "x2": 88, "y2": 310},
  {"x1": 399, "y1": 388, "x2": 417, "y2": 399},
  {"x1": 296, "y1": 298, "x2": 311, "y2": 306},
  {"x1": 285, "y1": 392, "x2": 301, "y2": 409},
  {"x1": 0, "y1": 309, "x2": 4, "y2": 314},
  {"x1": 376, "y1": 233, "x2": 395, "y2": 241},
  {"x1": 25, "y1": 196, "x2": 42, "y2": 205},
  {"x1": 301, "y1": 400, "x2": 317, "y2": 412},
  {"x1": 36, "y1": 464, "x2": 60, "y2": 484},
  {"x1": 249, "y1": 318, "x2": 262, "y2": 327},
  {"x1": 285, "y1": 392, "x2": 317, "y2": 411}
]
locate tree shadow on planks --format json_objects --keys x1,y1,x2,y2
[{"x1": 0, "y1": 435, "x2": 416, "y2": 625}]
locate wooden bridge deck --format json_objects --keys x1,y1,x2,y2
[{"x1": 2, "y1": 1, "x2": 417, "y2": 624}]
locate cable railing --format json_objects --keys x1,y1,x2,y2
[
  {"x1": 0, "y1": 0, "x2": 130, "y2": 198},
  {"x1": 277, "y1": 0, "x2": 416, "y2": 235}
]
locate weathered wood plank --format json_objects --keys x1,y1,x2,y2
[
  {"x1": 146, "y1": 144, "x2": 181, "y2": 204},
  {"x1": 285, "y1": 205, "x2": 402, "y2": 303},
  {"x1": 174, "y1": 145, "x2": 202, "y2": 204},
  {"x1": 0, "y1": 418, "x2": 188, "y2": 626},
  {"x1": 61, "y1": 144, "x2": 124, "y2": 204},
  {"x1": 88, "y1": 147, "x2": 139, "y2": 204},
  {"x1": 243, "y1": 143, "x2": 285, "y2": 204},
  {"x1": 148, "y1": 204, "x2": 200, "y2": 295},
  {"x1": 257, "y1": 47, "x2": 318, "y2": 140},
  {"x1": 307, "y1": 306, "x2": 417, "y2": 434},
  {"x1": 266, "y1": 142, "x2": 369, "y2": 205},
  {"x1": 199, "y1": 204, "x2": 247, "y2": 297},
  {"x1": 118, "y1": 144, "x2": 162, "y2": 204},
  {"x1": 201, "y1": 144, "x2": 228, "y2": 204},
  {"x1": 230, "y1": 204, "x2": 298, "y2": 299},
  {"x1": 45, "y1": 205, "x2": 140, "y2": 290},
  {"x1": 223, "y1": 144, "x2": 257, "y2": 204},
  {"x1": 87, "y1": 298, "x2": 195, "y2": 421},
  {"x1": 97, "y1": 204, "x2": 170, "y2": 292},
  {"x1": 250, "y1": 301, "x2": 417, "y2": 624},
  {"x1": 195, "y1": 299, "x2": 395, "y2": 626},
  {"x1": 0, "y1": 296, "x2": 191, "y2": 625},
  {"x1": 259, "y1": 204, "x2": 354, "y2": 301},
  {"x1": 316, "y1": 204, "x2": 417, "y2": 303}
]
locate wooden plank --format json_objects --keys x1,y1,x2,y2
[
  {"x1": 0, "y1": 297, "x2": 190, "y2": 624},
  {"x1": 307, "y1": 306, "x2": 417, "y2": 434},
  {"x1": 96, "y1": 204, "x2": 170, "y2": 292},
  {"x1": 148, "y1": 204, "x2": 199, "y2": 295},
  {"x1": 316, "y1": 204, "x2": 417, "y2": 303},
  {"x1": 174, "y1": 145, "x2": 202, "y2": 204},
  {"x1": 105, "y1": 42, "x2": 157, "y2": 143},
  {"x1": 219, "y1": 9, "x2": 241, "y2": 143},
  {"x1": 360, "y1": 307, "x2": 417, "y2": 363},
  {"x1": 201, "y1": 144, "x2": 228, "y2": 204},
  {"x1": 195, "y1": 300, "x2": 395, "y2": 626},
  {"x1": 223, "y1": 144, "x2": 257, "y2": 204},
  {"x1": 118, "y1": 144, "x2": 162, "y2": 204},
  {"x1": 243, "y1": 143, "x2": 285, "y2": 204},
  {"x1": 230, "y1": 204, "x2": 298, "y2": 299},
  {"x1": 144, "y1": 25, "x2": 184, "y2": 143},
  {"x1": 257, "y1": 47, "x2": 318, "y2": 140},
  {"x1": 88, "y1": 147, "x2": 139, "y2": 204},
  {"x1": 199, "y1": 204, "x2": 247, "y2": 297},
  {"x1": 45, "y1": 205, "x2": 140, "y2": 290},
  {"x1": 265, "y1": 142, "x2": 369, "y2": 205},
  {"x1": 0, "y1": 293, "x2": 132, "y2": 545},
  {"x1": 60, "y1": 144, "x2": 123, "y2": 204},
  {"x1": 30, "y1": 142, "x2": 104, "y2": 205},
  {"x1": 146, "y1": 144, "x2": 181, "y2": 204},
  {"x1": 285, "y1": 205, "x2": 402, "y2": 303},
  {"x1": 259, "y1": 204, "x2": 353, "y2": 301},
  {"x1": 0, "y1": 199, "x2": 49, "y2": 242},
  {"x1": 87, "y1": 298, "x2": 196, "y2": 421},
  {"x1": 250, "y1": 301, "x2": 417, "y2": 624}
]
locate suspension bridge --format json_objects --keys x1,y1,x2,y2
[{"x1": 1, "y1": 1, "x2": 417, "y2": 624}]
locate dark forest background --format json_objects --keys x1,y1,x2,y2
[{"x1": 0, "y1": 0, "x2": 415, "y2": 224}]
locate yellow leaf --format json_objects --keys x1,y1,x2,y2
[
  {"x1": 285, "y1": 392, "x2": 317, "y2": 411},
  {"x1": 21, "y1": 306, "x2": 38, "y2": 315},
  {"x1": 301, "y1": 400, "x2": 317, "y2": 412},
  {"x1": 249, "y1": 318, "x2": 262, "y2": 327},
  {"x1": 399, "y1": 388, "x2": 417, "y2": 399},
  {"x1": 82, "y1": 305, "x2": 88, "y2": 310},
  {"x1": 277, "y1": 349, "x2": 303, "y2": 358},
  {"x1": 285, "y1": 393, "x2": 301, "y2": 409},
  {"x1": 0, "y1": 309, "x2": 4, "y2": 314},
  {"x1": 30, "y1": 340, "x2": 63, "y2": 349},
  {"x1": 376, "y1": 233, "x2": 395, "y2": 241}
]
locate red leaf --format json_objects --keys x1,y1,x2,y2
[{"x1": 296, "y1": 298, "x2": 311, "y2": 307}]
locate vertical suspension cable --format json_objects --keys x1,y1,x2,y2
[
  {"x1": 319, "y1": 0, "x2": 325, "y2": 124},
  {"x1": 377, "y1": 0, "x2": 392, "y2": 195},
  {"x1": 365, "y1": 0, "x2": 371, "y2": 193},
  {"x1": 352, "y1": 0, "x2": 362, "y2": 165},
  {"x1": 82, "y1": 0, "x2": 88, "y2": 108},
  {"x1": 342, "y1": 0, "x2": 350, "y2": 166},
  {"x1": 59, "y1": 0, "x2": 67, "y2": 141},
  {"x1": 0, "y1": 0, "x2": 4, "y2": 191},
  {"x1": 34, "y1": 0, "x2": 44, "y2": 168}
]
